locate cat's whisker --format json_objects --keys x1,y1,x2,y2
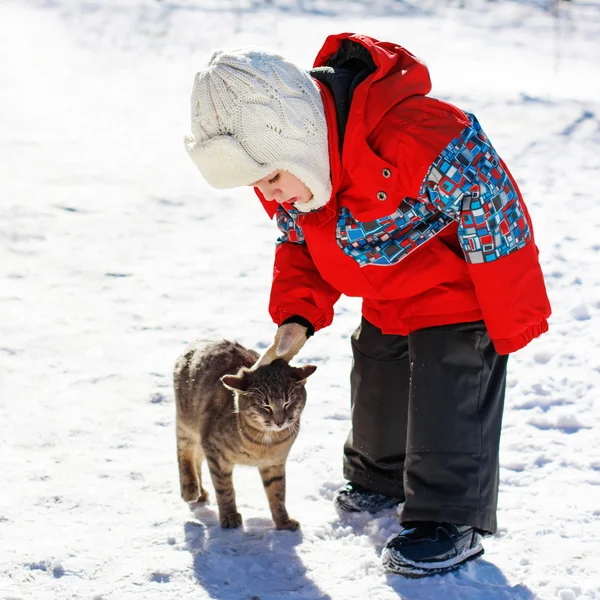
[{"x1": 252, "y1": 427, "x2": 268, "y2": 447}]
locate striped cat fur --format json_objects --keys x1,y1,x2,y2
[{"x1": 173, "y1": 339, "x2": 316, "y2": 530}]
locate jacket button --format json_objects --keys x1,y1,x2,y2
[
  {"x1": 377, "y1": 191, "x2": 387, "y2": 201},
  {"x1": 382, "y1": 168, "x2": 391, "y2": 178}
]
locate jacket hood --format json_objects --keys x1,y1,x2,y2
[
  {"x1": 314, "y1": 33, "x2": 432, "y2": 134},
  {"x1": 310, "y1": 34, "x2": 433, "y2": 213}
]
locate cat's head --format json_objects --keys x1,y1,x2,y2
[{"x1": 221, "y1": 359, "x2": 317, "y2": 431}]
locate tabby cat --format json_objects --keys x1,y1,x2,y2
[{"x1": 173, "y1": 339, "x2": 316, "y2": 530}]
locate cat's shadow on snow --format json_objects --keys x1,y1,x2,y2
[
  {"x1": 184, "y1": 502, "x2": 536, "y2": 599},
  {"x1": 184, "y1": 504, "x2": 332, "y2": 600}
]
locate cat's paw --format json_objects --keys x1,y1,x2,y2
[
  {"x1": 275, "y1": 518, "x2": 300, "y2": 531},
  {"x1": 220, "y1": 512, "x2": 243, "y2": 528},
  {"x1": 181, "y1": 482, "x2": 200, "y2": 503},
  {"x1": 188, "y1": 489, "x2": 209, "y2": 508}
]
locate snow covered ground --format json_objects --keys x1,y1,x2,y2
[{"x1": 1, "y1": 0, "x2": 599, "y2": 598}]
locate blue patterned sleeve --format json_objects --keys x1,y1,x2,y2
[
  {"x1": 275, "y1": 205, "x2": 306, "y2": 246},
  {"x1": 419, "y1": 113, "x2": 532, "y2": 264}
]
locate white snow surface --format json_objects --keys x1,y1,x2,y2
[{"x1": 1, "y1": 0, "x2": 599, "y2": 598}]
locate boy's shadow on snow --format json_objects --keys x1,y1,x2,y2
[
  {"x1": 335, "y1": 508, "x2": 537, "y2": 600},
  {"x1": 184, "y1": 504, "x2": 331, "y2": 600}
]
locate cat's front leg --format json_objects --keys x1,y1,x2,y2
[
  {"x1": 177, "y1": 438, "x2": 208, "y2": 503},
  {"x1": 206, "y1": 454, "x2": 242, "y2": 528},
  {"x1": 259, "y1": 463, "x2": 299, "y2": 531}
]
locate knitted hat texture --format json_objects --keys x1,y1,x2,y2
[{"x1": 184, "y1": 49, "x2": 331, "y2": 212}]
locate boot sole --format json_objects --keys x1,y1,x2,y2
[{"x1": 381, "y1": 543, "x2": 484, "y2": 577}]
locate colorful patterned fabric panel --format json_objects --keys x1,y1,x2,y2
[
  {"x1": 336, "y1": 113, "x2": 532, "y2": 266},
  {"x1": 336, "y1": 201, "x2": 454, "y2": 267},
  {"x1": 276, "y1": 205, "x2": 305, "y2": 245},
  {"x1": 425, "y1": 113, "x2": 531, "y2": 264}
]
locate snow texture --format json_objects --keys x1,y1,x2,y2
[{"x1": 1, "y1": 0, "x2": 599, "y2": 599}]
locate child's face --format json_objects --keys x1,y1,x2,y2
[{"x1": 251, "y1": 170, "x2": 313, "y2": 206}]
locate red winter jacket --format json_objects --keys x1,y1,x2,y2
[{"x1": 256, "y1": 33, "x2": 551, "y2": 355}]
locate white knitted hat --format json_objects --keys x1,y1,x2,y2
[{"x1": 184, "y1": 49, "x2": 331, "y2": 212}]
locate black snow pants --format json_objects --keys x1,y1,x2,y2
[{"x1": 343, "y1": 317, "x2": 508, "y2": 534}]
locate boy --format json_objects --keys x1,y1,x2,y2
[{"x1": 184, "y1": 33, "x2": 551, "y2": 576}]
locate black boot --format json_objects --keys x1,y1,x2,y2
[
  {"x1": 334, "y1": 482, "x2": 404, "y2": 514},
  {"x1": 381, "y1": 522, "x2": 484, "y2": 577}
]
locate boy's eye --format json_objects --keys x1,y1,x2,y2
[{"x1": 268, "y1": 173, "x2": 280, "y2": 185}]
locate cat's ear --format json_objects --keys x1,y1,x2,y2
[
  {"x1": 293, "y1": 364, "x2": 317, "y2": 385},
  {"x1": 221, "y1": 371, "x2": 250, "y2": 392}
]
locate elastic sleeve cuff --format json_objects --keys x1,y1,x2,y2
[
  {"x1": 491, "y1": 318, "x2": 549, "y2": 355},
  {"x1": 281, "y1": 315, "x2": 315, "y2": 338}
]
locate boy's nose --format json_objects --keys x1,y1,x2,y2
[{"x1": 271, "y1": 189, "x2": 283, "y2": 203}]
